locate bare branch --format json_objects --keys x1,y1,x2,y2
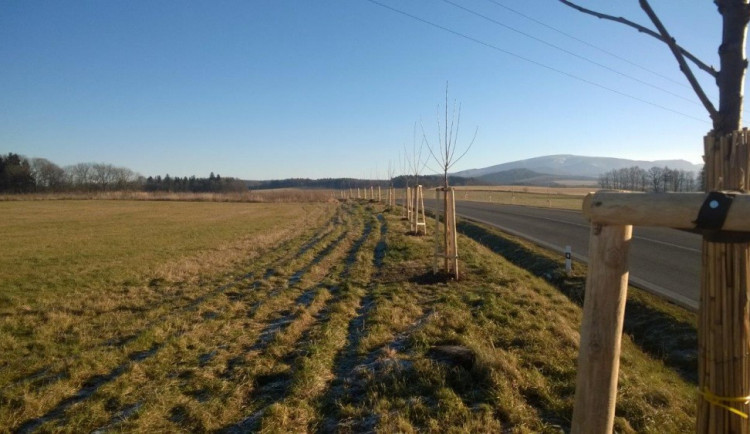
[
  {"x1": 638, "y1": 0, "x2": 719, "y2": 120},
  {"x1": 558, "y1": 0, "x2": 718, "y2": 78},
  {"x1": 421, "y1": 119, "x2": 444, "y2": 169},
  {"x1": 448, "y1": 103, "x2": 462, "y2": 164},
  {"x1": 448, "y1": 126, "x2": 478, "y2": 170}
]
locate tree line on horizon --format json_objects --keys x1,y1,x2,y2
[
  {"x1": 247, "y1": 174, "x2": 482, "y2": 191},
  {"x1": 0, "y1": 153, "x2": 245, "y2": 194},
  {"x1": 597, "y1": 165, "x2": 703, "y2": 192}
]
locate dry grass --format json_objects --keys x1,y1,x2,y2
[
  {"x1": 0, "y1": 189, "x2": 337, "y2": 203},
  {"x1": 453, "y1": 185, "x2": 595, "y2": 196},
  {"x1": 0, "y1": 200, "x2": 696, "y2": 432},
  {"x1": 388, "y1": 185, "x2": 592, "y2": 210}
]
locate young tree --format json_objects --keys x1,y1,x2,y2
[
  {"x1": 423, "y1": 83, "x2": 478, "y2": 191},
  {"x1": 560, "y1": 1, "x2": 750, "y2": 431},
  {"x1": 386, "y1": 159, "x2": 396, "y2": 207},
  {"x1": 423, "y1": 83, "x2": 478, "y2": 278},
  {"x1": 404, "y1": 122, "x2": 430, "y2": 233}
]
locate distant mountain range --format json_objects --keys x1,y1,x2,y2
[
  {"x1": 471, "y1": 168, "x2": 595, "y2": 186},
  {"x1": 454, "y1": 154, "x2": 702, "y2": 182},
  {"x1": 245, "y1": 155, "x2": 703, "y2": 190}
]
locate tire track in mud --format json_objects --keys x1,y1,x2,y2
[
  {"x1": 317, "y1": 213, "x2": 442, "y2": 433},
  {"x1": 85, "y1": 207, "x2": 359, "y2": 432},
  {"x1": 220, "y1": 213, "x2": 378, "y2": 433},
  {"x1": 13, "y1": 208, "x2": 354, "y2": 433},
  {"x1": 8, "y1": 208, "x2": 346, "y2": 395},
  {"x1": 317, "y1": 214, "x2": 390, "y2": 431}
]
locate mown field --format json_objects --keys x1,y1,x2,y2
[
  {"x1": 1, "y1": 199, "x2": 695, "y2": 432},
  {"x1": 450, "y1": 186, "x2": 589, "y2": 210}
]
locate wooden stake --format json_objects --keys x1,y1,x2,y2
[
  {"x1": 572, "y1": 224, "x2": 632, "y2": 434},
  {"x1": 414, "y1": 185, "x2": 427, "y2": 235},
  {"x1": 407, "y1": 187, "x2": 413, "y2": 227},
  {"x1": 449, "y1": 187, "x2": 458, "y2": 278},
  {"x1": 433, "y1": 188, "x2": 441, "y2": 274}
]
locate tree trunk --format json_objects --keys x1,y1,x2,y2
[
  {"x1": 715, "y1": 0, "x2": 750, "y2": 133},
  {"x1": 444, "y1": 174, "x2": 449, "y2": 273}
]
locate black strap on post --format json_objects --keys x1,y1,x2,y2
[{"x1": 693, "y1": 191, "x2": 750, "y2": 243}]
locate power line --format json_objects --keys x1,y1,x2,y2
[
  {"x1": 482, "y1": 0, "x2": 693, "y2": 89},
  {"x1": 363, "y1": 0, "x2": 710, "y2": 124},
  {"x1": 441, "y1": 0, "x2": 697, "y2": 104}
]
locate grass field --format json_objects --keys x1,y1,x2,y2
[
  {"x1": 450, "y1": 186, "x2": 590, "y2": 210},
  {"x1": 388, "y1": 185, "x2": 592, "y2": 211},
  {"x1": 0, "y1": 199, "x2": 696, "y2": 432}
]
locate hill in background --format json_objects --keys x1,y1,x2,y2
[
  {"x1": 244, "y1": 155, "x2": 703, "y2": 190},
  {"x1": 454, "y1": 154, "x2": 702, "y2": 180}
]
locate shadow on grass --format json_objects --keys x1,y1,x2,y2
[{"x1": 456, "y1": 220, "x2": 698, "y2": 384}]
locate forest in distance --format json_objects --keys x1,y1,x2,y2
[
  {"x1": 0, "y1": 152, "x2": 483, "y2": 194},
  {"x1": 1, "y1": 151, "x2": 702, "y2": 195}
]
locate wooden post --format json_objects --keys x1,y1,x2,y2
[
  {"x1": 414, "y1": 185, "x2": 427, "y2": 235},
  {"x1": 433, "y1": 188, "x2": 441, "y2": 274},
  {"x1": 448, "y1": 187, "x2": 458, "y2": 278},
  {"x1": 571, "y1": 224, "x2": 632, "y2": 434},
  {"x1": 577, "y1": 186, "x2": 750, "y2": 432},
  {"x1": 406, "y1": 187, "x2": 413, "y2": 225},
  {"x1": 402, "y1": 187, "x2": 411, "y2": 220},
  {"x1": 420, "y1": 185, "x2": 427, "y2": 235}
]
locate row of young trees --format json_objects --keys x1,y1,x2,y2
[
  {"x1": 0, "y1": 152, "x2": 245, "y2": 193},
  {"x1": 597, "y1": 166, "x2": 702, "y2": 192}
]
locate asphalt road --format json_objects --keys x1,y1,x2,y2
[{"x1": 422, "y1": 199, "x2": 701, "y2": 310}]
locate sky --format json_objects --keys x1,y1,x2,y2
[{"x1": 0, "y1": 1, "x2": 732, "y2": 180}]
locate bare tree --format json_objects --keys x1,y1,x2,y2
[
  {"x1": 560, "y1": 1, "x2": 750, "y2": 431},
  {"x1": 423, "y1": 83, "x2": 478, "y2": 190},
  {"x1": 405, "y1": 122, "x2": 429, "y2": 188},
  {"x1": 404, "y1": 122, "x2": 430, "y2": 234},
  {"x1": 422, "y1": 83, "x2": 478, "y2": 278},
  {"x1": 387, "y1": 159, "x2": 396, "y2": 207},
  {"x1": 31, "y1": 158, "x2": 66, "y2": 191},
  {"x1": 66, "y1": 163, "x2": 93, "y2": 189}
]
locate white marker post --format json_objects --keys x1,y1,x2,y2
[{"x1": 565, "y1": 245, "x2": 572, "y2": 275}]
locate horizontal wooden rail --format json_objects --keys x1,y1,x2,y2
[{"x1": 583, "y1": 191, "x2": 750, "y2": 231}]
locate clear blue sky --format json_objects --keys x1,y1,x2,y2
[{"x1": 0, "y1": 1, "x2": 730, "y2": 179}]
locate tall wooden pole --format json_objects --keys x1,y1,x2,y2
[
  {"x1": 571, "y1": 224, "x2": 632, "y2": 433},
  {"x1": 448, "y1": 187, "x2": 458, "y2": 278}
]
